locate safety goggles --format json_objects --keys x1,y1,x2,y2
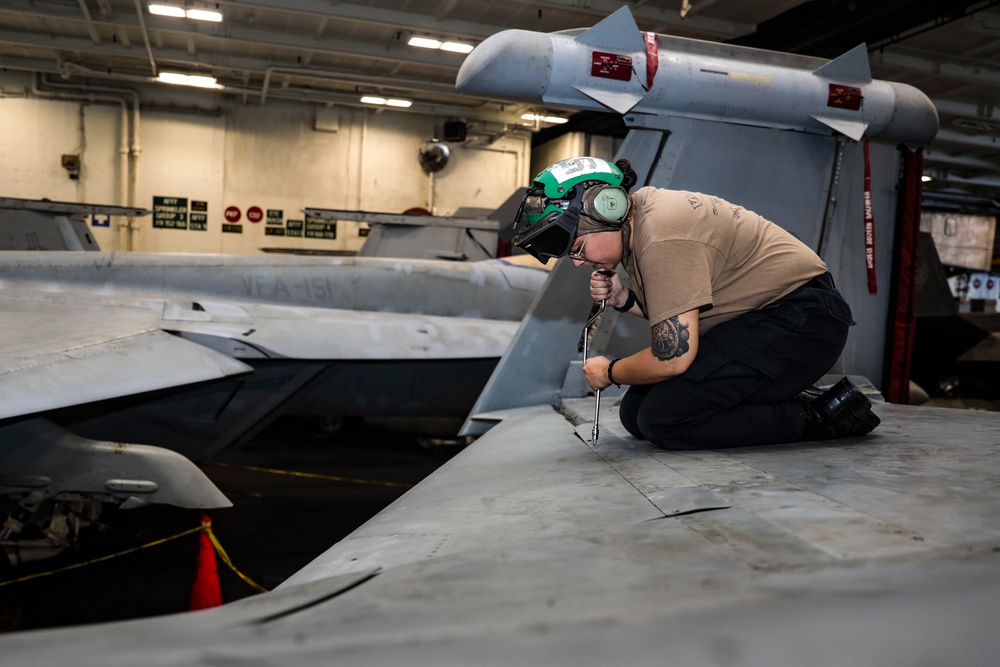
[{"x1": 512, "y1": 186, "x2": 583, "y2": 264}]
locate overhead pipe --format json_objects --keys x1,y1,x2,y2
[
  {"x1": 257, "y1": 65, "x2": 458, "y2": 106},
  {"x1": 132, "y1": 0, "x2": 159, "y2": 76},
  {"x1": 34, "y1": 71, "x2": 143, "y2": 250},
  {"x1": 3, "y1": 58, "x2": 529, "y2": 128}
]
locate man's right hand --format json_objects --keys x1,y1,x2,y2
[{"x1": 590, "y1": 270, "x2": 626, "y2": 308}]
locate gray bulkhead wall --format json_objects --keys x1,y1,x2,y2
[{"x1": 0, "y1": 70, "x2": 531, "y2": 255}]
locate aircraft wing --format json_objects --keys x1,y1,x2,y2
[
  {"x1": 167, "y1": 301, "x2": 521, "y2": 361},
  {"x1": 0, "y1": 197, "x2": 151, "y2": 252},
  {"x1": 0, "y1": 300, "x2": 252, "y2": 421},
  {"x1": 3, "y1": 398, "x2": 999, "y2": 664},
  {"x1": 0, "y1": 292, "x2": 514, "y2": 424}
]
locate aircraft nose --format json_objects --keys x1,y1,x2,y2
[
  {"x1": 880, "y1": 81, "x2": 939, "y2": 144},
  {"x1": 456, "y1": 29, "x2": 553, "y2": 100}
]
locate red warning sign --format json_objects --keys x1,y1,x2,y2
[
  {"x1": 224, "y1": 206, "x2": 241, "y2": 222},
  {"x1": 247, "y1": 206, "x2": 264, "y2": 223},
  {"x1": 592, "y1": 51, "x2": 633, "y2": 82},
  {"x1": 828, "y1": 83, "x2": 863, "y2": 111}
]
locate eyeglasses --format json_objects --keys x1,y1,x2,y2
[{"x1": 567, "y1": 234, "x2": 589, "y2": 261}]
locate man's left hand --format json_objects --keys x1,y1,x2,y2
[{"x1": 583, "y1": 355, "x2": 612, "y2": 390}]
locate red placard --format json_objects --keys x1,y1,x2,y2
[
  {"x1": 224, "y1": 206, "x2": 241, "y2": 222},
  {"x1": 828, "y1": 83, "x2": 863, "y2": 111},
  {"x1": 247, "y1": 206, "x2": 263, "y2": 223},
  {"x1": 592, "y1": 52, "x2": 633, "y2": 81}
]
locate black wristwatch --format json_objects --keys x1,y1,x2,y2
[{"x1": 614, "y1": 289, "x2": 636, "y2": 313}]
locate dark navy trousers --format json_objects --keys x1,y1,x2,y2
[{"x1": 619, "y1": 274, "x2": 855, "y2": 449}]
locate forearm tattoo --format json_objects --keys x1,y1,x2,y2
[{"x1": 652, "y1": 316, "x2": 690, "y2": 361}]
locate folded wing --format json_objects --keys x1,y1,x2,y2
[{"x1": 0, "y1": 304, "x2": 252, "y2": 421}]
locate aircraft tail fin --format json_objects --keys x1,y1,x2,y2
[
  {"x1": 812, "y1": 43, "x2": 872, "y2": 84},
  {"x1": 574, "y1": 6, "x2": 646, "y2": 52},
  {"x1": 0, "y1": 197, "x2": 149, "y2": 251},
  {"x1": 571, "y1": 8, "x2": 649, "y2": 116},
  {"x1": 811, "y1": 115, "x2": 869, "y2": 141}
]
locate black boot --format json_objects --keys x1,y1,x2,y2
[{"x1": 803, "y1": 377, "x2": 880, "y2": 440}]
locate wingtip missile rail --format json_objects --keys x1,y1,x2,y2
[{"x1": 456, "y1": 7, "x2": 938, "y2": 145}]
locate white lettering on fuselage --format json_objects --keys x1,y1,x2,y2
[{"x1": 240, "y1": 274, "x2": 336, "y2": 301}]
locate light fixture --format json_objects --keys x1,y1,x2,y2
[
  {"x1": 361, "y1": 96, "x2": 412, "y2": 108},
  {"x1": 149, "y1": 4, "x2": 223, "y2": 22},
  {"x1": 157, "y1": 72, "x2": 222, "y2": 88},
  {"x1": 408, "y1": 35, "x2": 473, "y2": 54},
  {"x1": 921, "y1": 175, "x2": 933, "y2": 182},
  {"x1": 521, "y1": 113, "x2": 569, "y2": 124},
  {"x1": 440, "y1": 42, "x2": 474, "y2": 54},
  {"x1": 186, "y1": 8, "x2": 223, "y2": 22},
  {"x1": 408, "y1": 37, "x2": 441, "y2": 49},
  {"x1": 148, "y1": 4, "x2": 184, "y2": 17}
]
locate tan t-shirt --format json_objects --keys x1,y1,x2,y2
[{"x1": 625, "y1": 187, "x2": 828, "y2": 333}]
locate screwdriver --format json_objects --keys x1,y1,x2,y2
[{"x1": 582, "y1": 269, "x2": 615, "y2": 444}]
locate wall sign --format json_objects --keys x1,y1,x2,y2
[
  {"x1": 305, "y1": 214, "x2": 336, "y2": 240},
  {"x1": 153, "y1": 196, "x2": 188, "y2": 229},
  {"x1": 190, "y1": 200, "x2": 208, "y2": 231}
]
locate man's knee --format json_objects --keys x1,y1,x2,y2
[
  {"x1": 619, "y1": 381, "x2": 714, "y2": 443},
  {"x1": 619, "y1": 409, "x2": 690, "y2": 447},
  {"x1": 634, "y1": 401, "x2": 713, "y2": 447},
  {"x1": 619, "y1": 404, "x2": 644, "y2": 440}
]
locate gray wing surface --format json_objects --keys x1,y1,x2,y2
[
  {"x1": 0, "y1": 303, "x2": 251, "y2": 420},
  {"x1": 287, "y1": 399, "x2": 999, "y2": 581},
  {"x1": 5, "y1": 399, "x2": 999, "y2": 665},
  {"x1": 167, "y1": 301, "x2": 520, "y2": 360}
]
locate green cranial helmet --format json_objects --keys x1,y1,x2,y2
[
  {"x1": 521, "y1": 157, "x2": 625, "y2": 226},
  {"x1": 513, "y1": 156, "x2": 631, "y2": 263}
]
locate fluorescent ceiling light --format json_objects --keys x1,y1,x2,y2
[
  {"x1": 186, "y1": 9, "x2": 223, "y2": 22},
  {"x1": 440, "y1": 42, "x2": 474, "y2": 54},
  {"x1": 148, "y1": 4, "x2": 223, "y2": 22},
  {"x1": 361, "y1": 96, "x2": 412, "y2": 108},
  {"x1": 521, "y1": 113, "x2": 569, "y2": 124},
  {"x1": 149, "y1": 4, "x2": 185, "y2": 17},
  {"x1": 408, "y1": 37, "x2": 442, "y2": 49},
  {"x1": 409, "y1": 36, "x2": 474, "y2": 54},
  {"x1": 157, "y1": 72, "x2": 221, "y2": 88}
]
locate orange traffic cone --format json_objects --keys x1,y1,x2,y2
[{"x1": 190, "y1": 513, "x2": 222, "y2": 610}]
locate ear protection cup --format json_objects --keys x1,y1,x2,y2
[{"x1": 581, "y1": 185, "x2": 630, "y2": 227}]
